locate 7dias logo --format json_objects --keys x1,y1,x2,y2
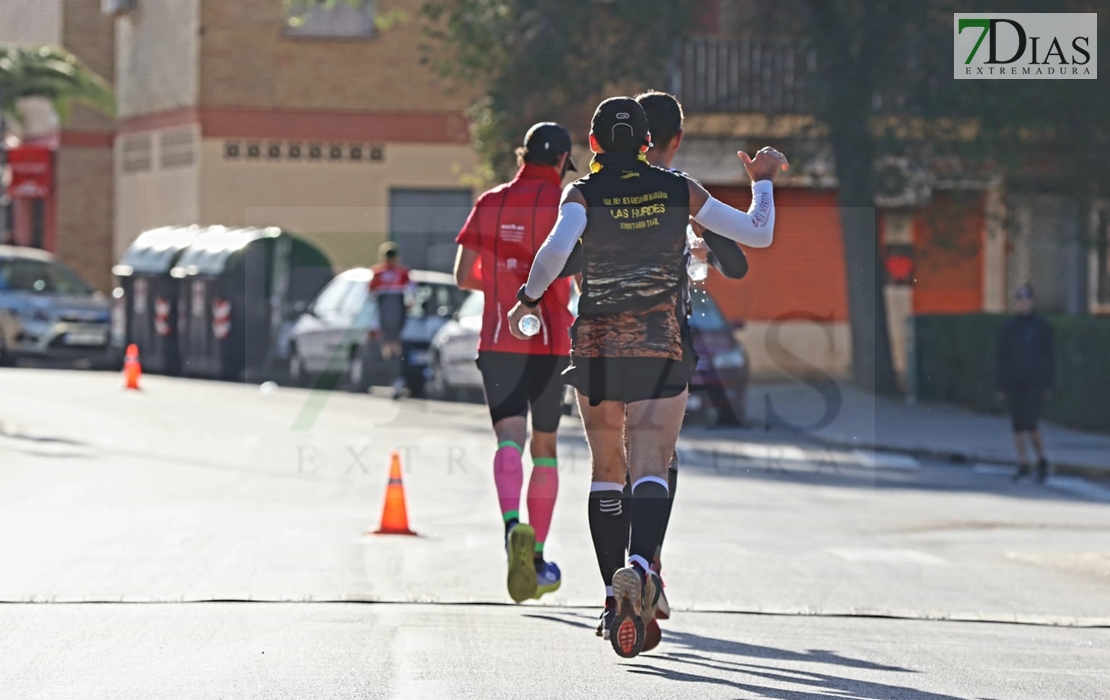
[{"x1": 954, "y1": 13, "x2": 1097, "y2": 79}]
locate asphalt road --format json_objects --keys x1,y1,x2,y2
[{"x1": 2, "y1": 368, "x2": 1108, "y2": 699}]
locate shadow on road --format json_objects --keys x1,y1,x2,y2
[{"x1": 524, "y1": 610, "x2": 963, "y2": 699}]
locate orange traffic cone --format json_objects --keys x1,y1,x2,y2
[
  {"x1": 123, "y1": 344, "x2": 142, "y2": 391},
  {"x1": 370, "y1": 451, "x2": 417, "y2": 536}
]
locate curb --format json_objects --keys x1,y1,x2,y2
[{"x1": 696, "y1": 418, "x2": 1109, "y2": 483}]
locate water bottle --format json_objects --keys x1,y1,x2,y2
[
  {"x1": 519, "y1": 313, "x2": 541, "y2": 337},
  {"x1": 686, "y1": 225, "x2": 708, "y2": 282}
]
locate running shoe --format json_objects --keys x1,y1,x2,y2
[
  {"x1": 595, "y1": 597, "x2": 616, "y2": 639},
  {"x1": 506, "y1": 524, "x2": 538, "y2": 603},
  {"x1": 534, "y1": 560, "x2": 562, "y2": 599},
  {"x1": 610, "y1": 565, "x2": 660, "y2": 658},
  {"x1": 651, "y1": 563, "x2": 670, "y2": 621},
  {"x1": 641, "y1": 618, "x2": 662, "y2": 652}
]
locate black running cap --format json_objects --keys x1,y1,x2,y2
[
  {"x1": 590, "y1": 97, "x2": 651, "y2": 153},
  {"x1": 523, "y1": 122, "x2": 577, "y2": 171}
]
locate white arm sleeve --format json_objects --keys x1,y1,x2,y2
[
  {"x1": 523, "y1": 202, "x2": 587, "y2": 300},
  {"x1": 691, "y1": 180, "x2": 775, "y2": 248}
]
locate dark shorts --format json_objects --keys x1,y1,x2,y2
[
  {"x1": 378, "y1": 294, "x2": 406, "y2": 343},
  {"x1": 563, "y1": 355, "x2": 693, "y2": 407},
  {"x1": 477, "y1": 351, "x2": 570, "y2": 433},
  {"x1": 1006, "y1": 383, "x2": 1044, "y2": 432}
]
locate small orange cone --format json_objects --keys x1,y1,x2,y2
[
  {"x1": 123, "y1": 344, "x2": 142, "y2": 391},
  {"x1": 371, "y1": 451, "x2": 417, "y2": 536}
]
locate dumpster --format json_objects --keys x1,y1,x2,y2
[
  {"x1": 111, "y1": 226, "x2": 201, "y2": 375},
  {"x1": 172, "y1": 226, "x2": 332, "y2": 382}
]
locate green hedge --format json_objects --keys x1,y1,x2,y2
[{"x1": 914, "y1": 313, "x2": 1110, "y2": 433}]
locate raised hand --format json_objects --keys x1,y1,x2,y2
[{"x1": 739, "y1": 146, "x2": 789, "y2": 183}]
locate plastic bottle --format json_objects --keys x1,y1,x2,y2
[
  {"x1": 686, "y1": 225, "x2": 708, "y2": 281},
  {"x1": 519, "y1": 314, "x2": 541, "y2": 337}
]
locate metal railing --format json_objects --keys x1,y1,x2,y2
[{"x1": 673, "y1": 37, "x2": 818, "y2": 114}]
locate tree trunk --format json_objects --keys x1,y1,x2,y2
[{"x1": 821, "y1": 47, "x2": 900, "y2": 395}]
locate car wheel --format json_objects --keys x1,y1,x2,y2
[
  {"x1": 426, "y1": 352, "x2": 456, "y2": 401},
  {"x1": 0, "y1": 333, "x2": 12, "y2": 367}
]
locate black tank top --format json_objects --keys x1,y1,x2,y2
[{"x1": 570, "y1": 153, "x2": 691, "y2": 360}]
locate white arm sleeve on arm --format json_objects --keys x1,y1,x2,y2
[
  {"x1": 691, "y1": 180, "x2": 775, "y2": 248},
  {"x1": 523, "y1": 202, "x2": 587, "y2": 300}
]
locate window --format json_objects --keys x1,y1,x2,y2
[
  {"x1": 0, "y1": 259, "x2": 93, "y2": 295},
  {"x1": 285, "y1": 0, "x2": 375, "y2": 38},
  {"x1": 310, "y1": 277, "x2": 354, "y2": 314},
  {"x1": 408, "y1": 283, "x2": 463, "y2": 320},
  {"x1": 456, "y1": 291, "x2": 483, "y2": 319}
]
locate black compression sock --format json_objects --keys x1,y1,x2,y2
[
  {"x1": 588, "y1": 488, "x2": 628, "y2": 587},
  {"x1": 628, "y1": 478, "x2": 670, "y2": 567},
  {"x1": 657, "y1": 463, "x2": 679, "y2": 552}
]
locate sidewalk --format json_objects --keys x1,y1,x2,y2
[{"x1": 727, "y1": 381, "x2": 1110, "y2": 476}]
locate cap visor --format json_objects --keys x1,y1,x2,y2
[{"x1": 567, "y1": 156, "x2": 578, "y2": 172}]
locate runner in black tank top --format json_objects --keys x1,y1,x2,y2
[{"x1": 508, "y1": 96, "x2": 788, "y2": 658}]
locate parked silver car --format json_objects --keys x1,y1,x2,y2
[
  {"x1": 283, "y1": 267, "x2": 468, "y2": 395},
  {"x1": 0, "y1": 245, "x2": 118, "y2": 368}
]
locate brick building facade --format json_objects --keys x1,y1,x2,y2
[
  {"x1": 0, "y1": 0, "x2": 116, "y2": 292},
  {"x1": 3, "y1": 0, "x2": 480, "y2": 292}
]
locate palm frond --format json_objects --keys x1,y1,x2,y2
[{"x1": 0, "y1": 44, "x2": 116, "y2": 125}]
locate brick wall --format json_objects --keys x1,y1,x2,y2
[
  {"x1": 61, "y1": 0, "x2": 117, "y2": 133},
  {"x1": 116, "y1": 0, "x2": 200, "y2": 117},
  {"x1": 55, "y1": 147, "x2": 115, "y2": 292},
  {"x1": 199, "y1": 0, "x2": 474, "y2": 113}
]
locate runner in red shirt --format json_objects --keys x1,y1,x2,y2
[
  {"x1": 453, "y1": 122, "x2": 577, "y2": 603},
  {"x1": 369, "y1": 242, "x2": 413, "y2": 398}
]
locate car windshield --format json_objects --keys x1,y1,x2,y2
[
  {"x1": 0, "y1": 258, "x2": 94, "y2": 295},
  {"x1": 457, "y1": 291, "x2": 483, "y2": 319},
  {"x1": 408, "y1": 283, "x2": 464, "y2": 320},
  {"x1": 687, "y1": 289, "x2": 730, "y2": 331}
]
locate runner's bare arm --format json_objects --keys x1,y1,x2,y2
[{"x1": 453, "y1": 245, "x2": 481, "y2": 291}]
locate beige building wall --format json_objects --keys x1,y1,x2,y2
[
  {"x1": 198, "y1": 140, "x2": 477, "y2": 270},
  {"x1": 0, "y1": 0, "x2": 63, "y2": 46},
  {"x1": 738, "y1": 321, "x2": 853, "y2": 382},
  {"x1": 115, "y1": 126, "x2": 201, "y2": 257},
  {"x1": 115, "y1": 0, "x2": 201, "y2": 117},
  {"x1": 199, "y1": 0, "x2": 472, "y2": 111}
]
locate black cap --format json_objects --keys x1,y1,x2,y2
[
  {"x1": 590, "y1": 97, "x2": 651, "y2": 153},
  {"x1": 523, "y1": 122, "x2": 577, "y2": 172}
]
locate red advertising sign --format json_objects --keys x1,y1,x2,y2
[{"x1": 7, "y1": 145, "x2": 53, "y2": 199}]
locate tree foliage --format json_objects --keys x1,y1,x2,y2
[{"x1": 420, "y1": 0, "x2": 694, "y2": 180}]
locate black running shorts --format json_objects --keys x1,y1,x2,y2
[
  {"x1": 562, "y1": 356, "x2": 693, "y2": 407},
  {"x1": 1006, "y1": 382, "x2": 1044, "y2": 433},
  {"x1": 477, "y1": 351, "x2": 570, "y2": 433}
]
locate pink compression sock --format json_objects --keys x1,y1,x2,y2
[
  {"x1": 526, "y1": 458, "x2": 559, "y2": 551},
  {"x1": 494, "y1": 442, "x2": 524, "y2": 523}
]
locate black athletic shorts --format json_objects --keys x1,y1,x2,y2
[
  {"x1": 476, "y1": 351, "x2": 570, "y2": 433},
  {"x1": 563, "y1": 356, "x2": 694, "y2": 407},
  {"x1": 1006, "y1": 382, "x2": 1044, "y2": 432}
]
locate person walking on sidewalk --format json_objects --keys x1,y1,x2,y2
[
  {"x1": 508, "y1": 97, "x2": 786, "y2": 657},
  {"x1": 996, "y1": 283, "x2": 1055, "y2": 482},
  {"x1": 453, "y1": 122, "x2": 578, "y2": 603},
  {"x1": 369, "y1": 242, "x2": 413, "y2": 399}
]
